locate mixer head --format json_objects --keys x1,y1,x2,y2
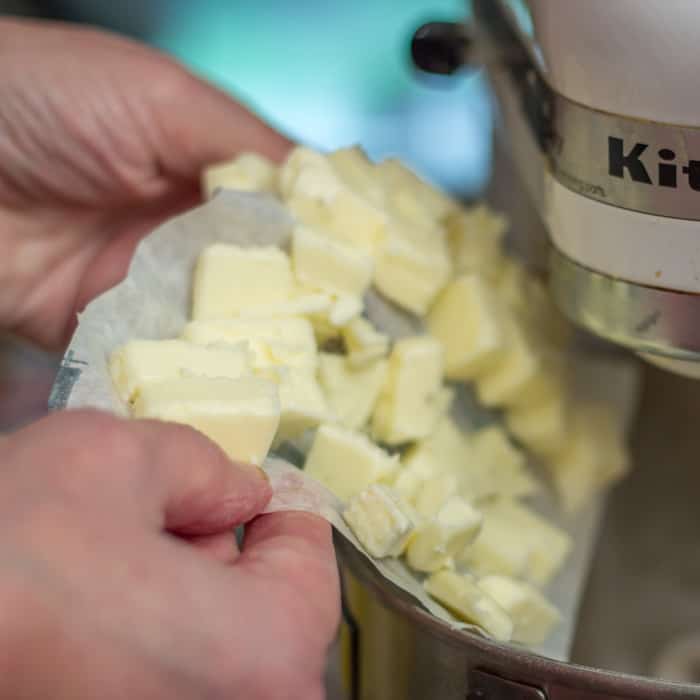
[{"x1": 413, "y1": 0, "x2": 700, "y2": 377}]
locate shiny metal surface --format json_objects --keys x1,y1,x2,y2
[{"x1": 549, "y1": 246, "x2": 700, "y2": 361}]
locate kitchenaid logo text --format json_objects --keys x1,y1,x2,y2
[{"x1": 608, "y1": 136, "x2": 700, "y2": 190}]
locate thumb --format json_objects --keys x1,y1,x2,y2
[
  {"x1": 153, "y1": 68, "x2": 292, "y2": 180},
  {"x1": 129, "y1": 418, "x2": 273, "y2": 536}
]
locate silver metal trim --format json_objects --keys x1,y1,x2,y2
[{"x1": 549, "y1": 246, "x2": 700, "y2": 361}]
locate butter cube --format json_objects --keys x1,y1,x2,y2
[
  {"x1": 328, "y1": 146, "x2": 385, "y2": 207},
  {"x1": 414, "y1": 473, "x2": 460, "y2": 518},
  {"x1": 448, "y1": 204, "x2": 508, "y2": 277},
  {"x1": 131, "y1": 375, "x2": 280, "y2": 465},
  {"x1": 547, "y1": 402, "x2": 629, "y2": 513},
  {"x1": 427, "y1": 275, "x2": 508, "y2": 381},
  {"x1": 318, "y1": 353, "x2": 387, "y2": 430},
  {"x1": 463, "y1": 426, "x2": 538, "y2": 501},
  {"x1": 373, "y1": 220, "x2": 452, "y2": 315},
  {"x1": 506, "y1": 394, "x2": 569, "y2": 459},
  {"x1": 376, "y1": 158, "x2": 457, "y2": 222},
  {"x1": 260, "y1": 366, "x2": 330, "y2": 442},
  {"x1": 292, "y1": 224, "x2": 374, "y2": 297},
  {"x1": 235, "y1": 292, "x2": 333, "y2": 320},
  {"x1": 303, "y1": 423, "x2": 399, "y2": 501},
  {"x1": 372, "y1": 336, "x2": 444, "y2": 445},
  {"x1": 343, "y1": 484, "x2": 415, "y2": 558},
  {"x1": 280, "y1": 146, "x2": 387, "y2": 253},
  {"x1": 109, "y1": 339, "x2": 251, "y2": 404},
  {"x1": 402, "y1": 415, "x2": 471, "y2": 480},
  {"x1": 424, "y1": 571, "x2": 513, "y2": 642},
  {"x1": 183, "y1": 317, "x2": 317, "y2": 371},
  {"x1": 341, "y1": 317, "x2": 389, "y2": 368},
  {"x1": 475, "y1": 319, "x2": 546, "y2": 408},
  {"x1": 202, "y1": 152, "x2": 277, "y2": 199},
  {"x1": 460, "y1": 500, "x2": 572, "y2": 587},
  {"x1": 477, "y1": 575, "x2": 561, "y2": 646},
  {"x1": 191, "y1": 244, "x2": 293, "y2": 321},
  {"x1": 405, "y1": 496, "x2": 483, "y2": 573},
  {"x1": 391, "y1": 466, "x2": 427, "y2": 503}
]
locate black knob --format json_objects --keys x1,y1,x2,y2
[{"x1": 411, "y1": 21, "x2": 471, "y2": 75}]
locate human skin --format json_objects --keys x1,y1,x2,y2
[{"x1": 0, "y1": 18, "x2": 339, "y2": 700}]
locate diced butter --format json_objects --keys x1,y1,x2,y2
[
  {"x1": 202, "y1": 152, "x2": 277, "y2": 199},
  {"x1": 343, "y1": 484, "x2": 415, "y2": 558},
  {"x1": 546, "y1": 402, "x2": 630, "y2": 513},
  {"x1": 372, "y1": 336, "x2": 444, "y2": 445},
  {"x1": 109, "y1": 339, "x2": 251, "y2": 404},
  {"x1": 131, "y1": 375, "x2": 280, "y2": 465},
  {"x1": 506, "y1": 394, "x2": 570, "y2": 459},
  {"x1": 182, "y1": 317, "x2": 317, "y2": 371},
  {"x1": 328, "y1": 146, "x2": 385, "y2": 208},
  {"x1": 292, "y1": 224, "x2": 374, "y2": 297},
  {"x1": 191, "y1": 244, "x2": 293, "y2": 321},
  {"x1": 475, "y1": 318, "x2": 546, "y2": 408},
  {"x1": 477, "y1": 575, "x2": 561, "y2": 646},
  {"x1": 280, "y1": 146, "x2": 387, "y2": 254},
  {"x1": 373, "y1": 219, "x2": 452, "y2": 315},
  {"x1": 424, "y1": 571, "x2": 513, "y2": 642},
  {"x1": 341, "y1": 317, "x2": 390, "y2": 368},
  {"x1": 462, "y1": 426, "x2": 538, "y2": 501},
  {"x1": 460, "y1": 499, "x2": 572, "y2": 587},
  {"x1": 235, "y1": 292, "x2": 333, "y2": 320},
  {"x1": 402, "y1": 414, "x2": 472, "y2": 481},
  {"x1": 427, "y1": 274, "x2": 508, "y2": 381},
  {"x1": 318, "y1": 353, "x2": 387, "y2": 430},
  {"x1": 259, "y1": 366, "x2": 330, "y2": 442},
  {"x1": 376, "y1": 158, "x2": 457, "y2": 222},
  {"x1": 414, "y1": 472, "x2": 460, "y2": 518},
  {"x1": 405, "y1": 496, "x2": 483, "y2": 573},
  {"x1": 303, "y1": 423, "x2": 399, "y2": 501},
  {"x1": 448, "y1": 204, "x2": 508, "y2": 277},
  {"x1": 391, "y1": 465, "x2": 427, "y2": 503}
]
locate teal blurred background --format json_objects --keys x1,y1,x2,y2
[{"x1": 5, "y1": 0, "x2": 494, "y2": 197}]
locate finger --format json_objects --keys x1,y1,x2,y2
[
  {"x1": 7, "y1": 410, "x2": 272, "y2": 535},
  {"x1": 129, "y1": 418, "x2": 272, "y2": 536},
  {"x1": 238, "y1": 512, "x2": 339, "y2": 631},
  {"x1": 154, "y1": 68, "x2": 293, "y2": 181},
  {"x1": 183, "y1": 530, "x2": 240, "y2": 565}
]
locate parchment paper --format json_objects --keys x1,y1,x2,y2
[{"x1": 50, "y1": 190, "x2": 642, "y2": 662}]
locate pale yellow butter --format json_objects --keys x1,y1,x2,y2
[
  {"x1": 405, "y1": 496, "x2": 483, "y2": 573},
  {"x1": 424, "y1": 570, "x2": 513, "y2": 642},
  {"x1": 109, "y1": 339, "x2": 251, "y2": 404},
  {"x1": 343, "y1": 484, "x2": 415, "y2": 558},
  {"x1": 259, "y1": 366, "x2": 330, "y2": 442},
  {"x1": 373, "y1": 220, "x2": 451, "y2": 315},
  {"x1": 372, "y1": 336, "x2": 444, "y2": 445},
  {"x1": 292, "y1": 224, "x2": 374, "y2": 297},
  {"x1": 131, "y1": 375, "x2": 280, "y2": 465},
  {"x1": 202, "y1": 152, "x2": 277, "y2": 199},
  {"x1": 376, "y1": 158, "x2": 457, "y2": 222},
  {"x1": 461, "y1": 499, "x2": 572, "y2": 587},
  {"x1": 182, "y1": 317, "x2": 317, "y2": 371},
  {"x1": 414, "y1": 472, "x2": 460, "y2": 518},
  {"x1": 191, "y1": 244, "x2": 294, "y2": 321},
  {"x1": 448, "y1": 204, "x2": 508, "y2": 277},
  {"x1": 341, "y1": 317, "x2": 390, "y2": 368},
  {"x1": 318, "y1": 353, "x2": 387, "y2": 430},
  {"x1": 427, "y1": 274, "x2": 508, "y2": 381},
  {"x1": 477, "y1": 575, "x2": 561, "y2": 646},
  {"x1": 303, "y1": 423, "x2": 399, "y2": 501}
]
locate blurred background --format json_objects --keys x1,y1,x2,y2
[{"x1": 1, "y1": 0, "x2": 494, "y2": 196}]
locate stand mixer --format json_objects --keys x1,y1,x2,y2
[
  {"x1": 414, "y1": 0, "x2": 700, "y2": 378},
  {"x1": 330, "y1": 3, "x2": 700, "y2": 699}
]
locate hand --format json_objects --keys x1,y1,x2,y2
[
  {"x1": 0, "y1": 18, "x2": 290, "y2": 349},
  {"x1": 0, "y1": 410, "x2": 339, "y2": 700}
]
